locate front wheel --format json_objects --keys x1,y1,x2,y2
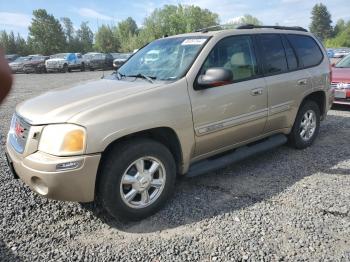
[
  {"x1": 97, "y1": 139, "x2": 176, "y2": 221},
  {"x1": 289, "y1": 100, "x2": 320, "y2": 149}
]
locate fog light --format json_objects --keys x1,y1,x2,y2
[
  {"x1": 31, "y1": 176, "x2": 49, "y2": 196},
  {"x1": 56, "y1": 160, "x2": 82, "y2": 171}
]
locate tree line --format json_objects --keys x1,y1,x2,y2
[
  {"x1": 1, "y1": 3, "x2": 349, "y2": 56},
  {"x1": 309, "y1": 3, "x2": 350, "y2": 47},
  {"x1": 0, "y1": 5, "x2": 220, "y2": 56}
]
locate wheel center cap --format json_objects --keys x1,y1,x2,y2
[{"x1": 136, "y1": 175, "x2": 150, "y2": 191}]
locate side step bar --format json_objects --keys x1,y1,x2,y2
[{"x1": 186, "y1": 134, "x2": 288, "y2": 178}]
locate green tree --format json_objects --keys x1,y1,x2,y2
[
  {"x1": 0, "y1": 31, "x2": 9, "y2": 51},
  {"x1": 61, "y1": 17, "x2": 75, "y2": 50},
  {"x1": 116, "y1": 17, "x2": 138, "y2": 52},
  {"x1": 15, "y1": 33, "x2": 29, "y2": 55},
  {"x1": 94, "y1": 25, "x2": 119, "y2": 52},
  {"x1": 28, "y1": 9, "x2": 66, "y2": 55},
  {"x1": 142, "y1": 4, "x2": 219, "y2": 40},
  {"x1": 309, "y1": 3, "x2": 333, "y2": 41},
  {"x1": 325, "y1": 27, "x2": 350, "y2": 48},
  {"x1": 228, "y1": 14, "x2": 262, "y2": 26},
  {"x1": 76, "y1": 22, "x2": 94, "y2": 53}
]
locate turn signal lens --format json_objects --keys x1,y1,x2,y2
[{"x1": 62, "y1": 130, "x2": 85, "y2": 152}]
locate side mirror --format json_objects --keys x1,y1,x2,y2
[{"x1": 196, "y1": 68, "x2": 233, "y2": 90}]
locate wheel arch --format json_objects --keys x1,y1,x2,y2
[
  {"x1": 301, "y1": 91, "x2": 326, "y2": 120},
  {"x1": 95, "y1": 127, "x2": 183, "y2": 197}
]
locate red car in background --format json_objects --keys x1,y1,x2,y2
[{"x1": 331, "y1": 54, "x2": 350, "y2": 105}]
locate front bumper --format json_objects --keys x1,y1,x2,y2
[{"x1": 6, "y1": 140, "x2": 101, "y2": 202}]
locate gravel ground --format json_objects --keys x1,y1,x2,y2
[{"x1": 1, "y1": 72, "x2": 350, "y2": 261}]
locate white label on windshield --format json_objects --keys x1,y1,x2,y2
[{"x1": 181, "y1": 39, "x2": 207, "y2": 46}]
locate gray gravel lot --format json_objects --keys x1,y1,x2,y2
[{"x1": 1, "y1": 71, "x2": 350, "y2": 261}]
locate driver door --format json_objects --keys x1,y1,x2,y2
[{"x1": 188, "y1": 35, "x2": 268, "y2": 157}]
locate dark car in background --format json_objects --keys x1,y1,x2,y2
[
  {"x1": 5, "y1": 54, "x2": 20, "y2": 63},
  {"x1": 111, "y1": 53, "x2": 132, "y2": 69},
  {"x1": 23, "y1": 55, "x2": 49, "y2": 73},
  {"x1": 83, "y1": 52, "x2": 114, "y2": 71},
  {"x1": 9, "y1": 56, "x2": 32, "y2": 73}
]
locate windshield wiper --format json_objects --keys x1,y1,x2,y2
[{"x1": 125, "y1": 73, "x2": 156, "y2": 83}]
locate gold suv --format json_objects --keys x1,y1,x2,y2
[{"x1": 6, "y1": 25, "x2": 333, "y2": 220}]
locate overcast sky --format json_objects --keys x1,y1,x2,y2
[{"x1": 1, "y1": 0, "x2": 349, "y2": 37}]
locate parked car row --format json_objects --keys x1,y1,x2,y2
[
  {"x1": 6, "y1": 52, "x2": 132, "y2": 74},
  {"x1": 327, "y1": 48, "x2": 350, "y2": 58}
]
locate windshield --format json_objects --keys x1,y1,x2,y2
[
  {"x1": 31, "y1": 56, "x2": 43, "y2": 61},
  {"x1": 118, "y1": 36, "x2": 209, "y2": 81},
  {"x1": 336, "y1": 55, "x2": 350, "y2": 68},
  {"x1": 51, "y1": 53, "x2": 68, "y2": 59},
  {"x1": 14, "y1": 56, "x2": 31, "y2": 62}
]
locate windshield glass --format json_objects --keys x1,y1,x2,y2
[
  {"x1": 31, "y1": 56, "x2": 43, "y2": 61},
  {"x1": 118, "y1": 36, "x2": 209, "y2": 81},
  {"x1": 51, "y1": 53, "x2": 68, "y2": 59},
  {"x1": 14, "y1": 56, "x2": 31, "y2": 62},
  {"x1": 336, "y1": 55, "x2": 350, "y2": 68}
]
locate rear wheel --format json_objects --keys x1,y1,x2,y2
[
  {"x1": 289, "y1": 100, "x2": 320, "y2": 149},
  {"x1": 97, "y1": 139, "x2": 176, "y2": 221}
]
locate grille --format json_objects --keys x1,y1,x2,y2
[
  {"x1": 331, "y1": 82, "x2": 350, "y2": 89},
  {"x1": 9, "y1": 114, "x2": 31, "y2": 154}
]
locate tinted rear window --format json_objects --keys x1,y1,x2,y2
[
  {"x1": 287, "y1": 35, "x2": 323, "y2": 68},
  {"x1": 258, "y1": 34, "x2": 288, "y2": 74}
]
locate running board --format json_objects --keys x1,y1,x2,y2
[{"x1": 186, "y1": 134, "x2": 287, "y2": 178}]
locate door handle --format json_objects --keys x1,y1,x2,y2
[
  {"x1": 251, "y1": 88, "x2": 263, "y2": 96},
  {"x1": 297, "y1": 79, "x2": 308, "y2": 86}
]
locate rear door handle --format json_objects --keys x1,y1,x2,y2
[
  {"x1": 297, "y1": 79, "x2": 308, "y2": 86},
  {"x1": 251, "y1": 88, "x2": 263, "y2": 96}
]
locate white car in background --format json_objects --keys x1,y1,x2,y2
[{"x1": 45, "y1": 53, "x2": 86, "y2": 73}]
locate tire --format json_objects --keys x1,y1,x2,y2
[
  {"x1": 62, "y1": 64, "x2": 68, "y2": 73},
  {"x1": 81, "y1": 63, "x2": 85, "y2": 72},
  {"x1": 97, "y1": 138, "x2": 176, "y2": 221},
  {"x1": 288, "y1": 100, "x2": 320, "y2": 149}
]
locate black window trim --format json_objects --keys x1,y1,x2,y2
[
  {"x1": 280, "y1": 34, "x2": 301, "y2": 71},
  {"x1": 194, "y1": 34, "x2": 264, "y2": 90}
]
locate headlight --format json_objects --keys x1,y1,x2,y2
[{"x1": 38, "y1": 124, "x2": 86, "y2": 156}]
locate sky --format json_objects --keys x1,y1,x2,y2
[{"x1": 1, "y1": 0, "x2": 350, "y2": 38}]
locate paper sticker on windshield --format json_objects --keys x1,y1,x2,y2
[{"x1": 181, "y1": 39, "x2": 207, "y2": 46}]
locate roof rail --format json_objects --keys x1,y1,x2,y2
[
  {"x1": 236, "y1": 24, "x2": 308, "y2": 32},
  {"x1": 195, "y1": 25, "x2": 223, "y2": 33}
]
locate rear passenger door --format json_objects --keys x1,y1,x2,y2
[{"x1": 257, "y1": 34, "x2": 311, "y2": 133}]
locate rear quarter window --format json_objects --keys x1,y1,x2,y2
[{"x1": 287, "y1": 35, "x2": 323, "y2": 68}]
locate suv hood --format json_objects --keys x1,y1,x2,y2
[{"x1": 16, "y1": 78, "x2": 161, "y2": 125}]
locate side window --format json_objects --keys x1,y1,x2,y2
[
  {"x1": 258, "y1": 34, "x2": 288, "y2": 74},
  {"x1": 281, "y1": 36, "x2": 298, "y2": 71},
  {"x1": 202, "y1": 35, "x2": 259, "y2": 82},
  {"x1": 287, "y1": 34, "x2": 323, "y2": 68}
]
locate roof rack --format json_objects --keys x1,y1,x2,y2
[
  {"x1": 236, "y1": 24, "x2": 308, "y2": 32},
  {"x1": 195, "y1": 24, "x2": 308, "y2": 33},
  {"x1": 195, "y1": 25, "x2": 224, "y2": 33}
]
